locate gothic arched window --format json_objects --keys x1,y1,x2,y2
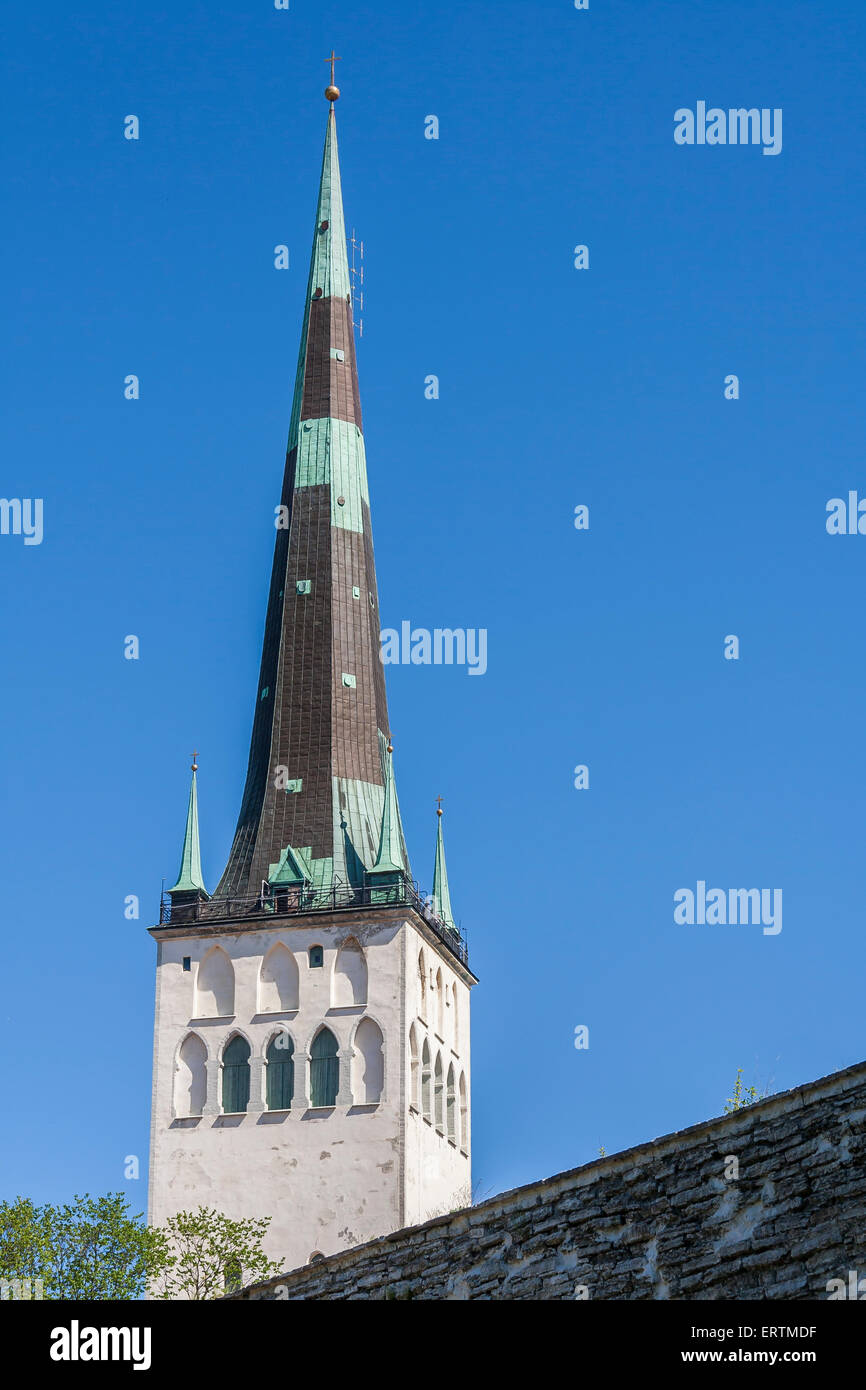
[
  {"x1": 266, "y1": 1032, "x2": 295, "y2": 1110},
  {"x1": 221, "y1": 1035, "x2": 250, "y2": 1113},
  {"x1": 458, "y1": 1072, "x2": 469, "y2": 1155},
  {"x1": 310, "y1": 1028, "x2": 339, "y2": 1107}
]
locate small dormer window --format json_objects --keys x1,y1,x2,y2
[{"x1": 309, "y1": 945, "x2": 324, "y2": 969}]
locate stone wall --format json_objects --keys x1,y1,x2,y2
[{"x1": 230, "y1": 1060, "x2": 866, "y2": 1301}]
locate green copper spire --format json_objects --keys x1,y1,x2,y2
[
  {"x1": 368, "y1": 742, "x2": 405, "y2": 879},
  {"x1": 215, "y1": 89, "x2": 409, "y2": 902},
  {"x1": 169, "y1": 755, "x2": 208, "y2": 897},
  {"x1": 432, "y1": 801, "x2": 455, "y2": 929}
]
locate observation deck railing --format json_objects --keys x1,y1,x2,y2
[{"x1": 158, "y1": 877, "x2": 469, "y2": 967}]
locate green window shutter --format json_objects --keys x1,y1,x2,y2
[
  {"x1": 222, "y1": 1036, "x2": 251, "y2": 1113},
  {"x1": 310, "y1": 1028, "x2": 339, "y2": 1107},
  {"x1": 266, "y1": 1035, "x2": 295, "y2": 1110}
]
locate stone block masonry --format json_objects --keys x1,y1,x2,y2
[{"x1": 229, "y1": 1060, "x2": 866, "y2": 1300}]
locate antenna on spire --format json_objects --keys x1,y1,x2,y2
[{"x1": 350, "y1": 228, "x2": 364, "y2": 338}]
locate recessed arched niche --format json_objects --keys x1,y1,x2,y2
[
  {"x1": 408, "y1": 1023, "x2": 420, "y2": 1109},
  {"x1": 434, "y1": 1052, "x2": 444, "y2": 1133},
  {"x1": 195, "y1": 946, "x2": 234, "y2": 1017},
  {"x1": 259, "y1": 942, "x2": 299, "y2": 1012},
  {"x1": 421, "y1": 1039, "x2": 432, "y2": 1120},
  {"x1": 352, "y1": 1018, "x2": 384, "y2": 1103},
  {"x1": 331, "y1": 937, "x2": 367, "y2": 1007},
  {"x1": 175, "y1": 1033, "x2": 207, "y2": 1117}
]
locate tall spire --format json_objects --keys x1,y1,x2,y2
[
  {"x1": 432, "y1": 800, "x2": 455, "y2": 929},
  {"x1": 169, "y1": 754, "x2": 208, "y2": 897},
  {"x1": 215, "y1": 85, "x2": 409, "y2": 900}
]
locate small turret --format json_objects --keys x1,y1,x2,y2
[
  {"x1": 168, "y1": 752, "x2": 209, "y2": 921},
  {"x1": 432, "y1": 798, "x2": 457, "y2": 932}
]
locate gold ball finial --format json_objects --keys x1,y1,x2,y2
[
  {"x1": 324, "y1": 50, "x2": 342, "y2": 103},
  {"x1": 191, "y1": 748, "x2": 199, "y2": 773},
  {"x1": 387, "y1": 739, "x2": 393, "y2": 755}
]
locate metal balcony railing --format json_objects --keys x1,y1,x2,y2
[{"x1": 158, "y1": 878, "x2": 469, "y2": 967}]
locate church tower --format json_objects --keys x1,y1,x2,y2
[{"x1": 147, "y1": 72, "x2": 476, "y2": 1274}]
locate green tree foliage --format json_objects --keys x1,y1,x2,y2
[
  {"x1": 150, "y1": 1206, "x2": 282, "y2": 1300},
  {"x1": 0, "y1": 1193, "x2": 168, "y2": 1300}
]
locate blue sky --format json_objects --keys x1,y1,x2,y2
[{"x1": 2, "y1": 0, "x2": 865, "y2": 1210}]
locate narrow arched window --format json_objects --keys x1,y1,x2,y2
[
  {"x1": 434, "y1": 1052, "x2": 444, "y2": 1133},
  {"x1": 421, "y1": 1039, "x2": 432, "y2": 1120},
  {"x1": 310, "y1": 1028, "x2": 339, "y2": 1107},
  {"x1": 452, "y1": 983, "x2": 459, "y2": 1050},
  {"x1": 222, "y1": 1036, "x2": 250, "y2": 1113},
  {"x1": 446, "y1": 1063, "x2": 456, "y2": 1142},
  {"x1": 458, "y1": 1072, "x2": 469, "y2": 1154},
  {"x1": 266, "y1": 1032, "x2": 295, "y2": 1110},
  {"x1": 435, "y1": 968, "x2": 444, "y2": 1036},
  {"x1": 309, "y1": 945, "x2": 324, "y2": 969}
]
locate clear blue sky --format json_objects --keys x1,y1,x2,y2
[{"x1": 2, "y1": 0, "x2": 865, "y2": 1210}]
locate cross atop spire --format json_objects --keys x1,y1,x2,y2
[{"x1": 324, "y1": 50, "x2": 342, "y2": 102}]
